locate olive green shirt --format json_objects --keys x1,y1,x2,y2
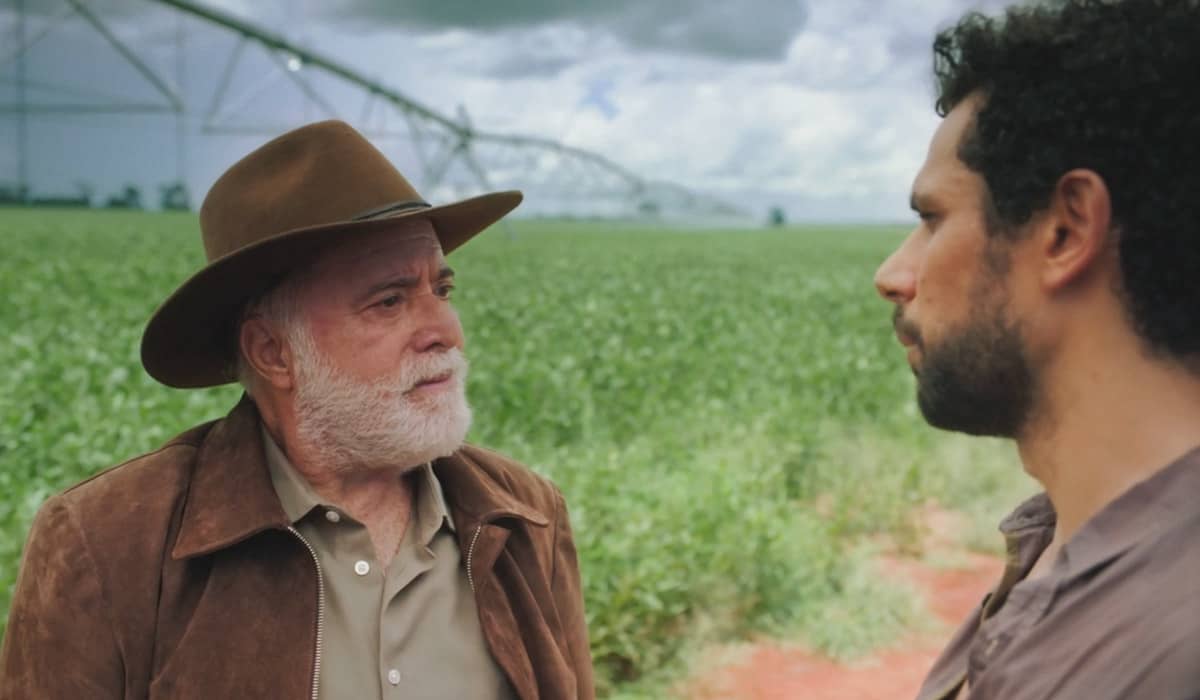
[{"x1": 263, "y1": 430, "x2": 514, "y2": 699}]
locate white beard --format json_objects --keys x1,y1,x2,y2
[{"x1": 289, "y1": 326, "x2": 472, "y2": 472}]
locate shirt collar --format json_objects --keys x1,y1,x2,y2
[
  {"x1": 261, "y1": 426, "x2": 324, "y2": 523},
  {"x1": 996, "y1": 446, "x2": 1200, "y2": 581},
  {"x1": 999, "y1": 491, "x2": 1057, "y2": 537},
  {"x1": 261, "y1": 425, "x2": 457, "y2": 538},
  {"x1": 172, "y1": 397, "x2": 546, "y2": 561},
  {"x1": 1058, "y1": 445, "x2": 1200, "y2": 575}
]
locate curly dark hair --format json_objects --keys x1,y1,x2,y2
[{"x1": 933, "y1": 0, "x2": 1200, "y2": 360}]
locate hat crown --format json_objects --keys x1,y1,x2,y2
[{"x1": 198, "y1": 120, "x2": 422, "y2": 262}]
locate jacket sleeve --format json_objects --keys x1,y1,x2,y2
[
  {"x1": 550, "y1": 488, "x2": 595, "y2": 700},
  {"x1": 0, "y1": 494, "x2": 124, "y2": 697}
]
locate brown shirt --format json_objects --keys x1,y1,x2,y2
[
  {"x1": 264, "y1": 430, "x2": 514, "y2": 699},
  {"x1": 917, "y1": 447, "x2": 1200, "y2": 700}
]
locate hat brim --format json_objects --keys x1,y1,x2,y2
[{"x1": 141, "y1": 190, "x2": 521, "y2": 388}]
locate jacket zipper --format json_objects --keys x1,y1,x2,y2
[
  {"x1": 288, "y1": 526, "x2": 325, "y2": 700},
  {"x1": 466, "y1": 523, "x2": 484, "y2": 592}
]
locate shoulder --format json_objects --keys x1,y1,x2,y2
[
  {"x1": 1060, "y1": 510, "x2": 1200, "y2": 696},
  {"x1": 20, "y1": 417, "x2": 223, "y2": 607},
  {"x1": 53, "y1": 419, "x2": 217, "y2": 522},
  {"x1": 25, "y1": 419, "x2": 222, "y2": 583},
  {"x1": 454, "y1": 443, "x2": 566, "y2": 513}
]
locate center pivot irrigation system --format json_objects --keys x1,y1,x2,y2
[{"x1": 1, "y1": 0, "x2": 749, "y2": 221}]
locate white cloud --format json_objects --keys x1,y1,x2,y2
[{"x1": 6, "y1": 0, "x2": 1007, "y2": 221}]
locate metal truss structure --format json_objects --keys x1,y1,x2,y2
[{"x1": 0, "y1": 0, "x2": 748, "y2": 220}]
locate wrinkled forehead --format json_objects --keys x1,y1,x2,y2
[{"x1": 311, "y1": 217, "x2": 444, "y2": 279}]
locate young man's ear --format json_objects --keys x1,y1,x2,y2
[
  {"x1": 1038, "y1": 168, "x2": 1114, "y2": 292},
  {"x1": 238, "y1": 317, "x2": 295, "y2": 392}
]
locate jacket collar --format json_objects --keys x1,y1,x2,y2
[
  {"x1": 434, "y1": 451, "x2": 550, "y2": 530},
  {"x1": 172, "y1": 396, "x2": 290, "y2": 559},
  {"x1": 172, "y1": 396, "x2": 548, "y2": 560}
]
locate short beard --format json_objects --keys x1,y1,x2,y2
[
  {"x1": 289, "y1": 326, "x2": 472, "y2": 472},
  {"x1": 912, "y1": 264, "x2": 1036, "y2": 438}
]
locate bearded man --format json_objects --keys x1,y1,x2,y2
[
  {"x1": 875, "y1": 1, "x2": 1200, "y2": 698},
  {"x1": 0, "y1": 121, "x2": 594, "y2": 699}
]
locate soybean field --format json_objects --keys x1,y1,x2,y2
[{"x1": 0, "y1": 209, "x2": 1031, "y2": 696}]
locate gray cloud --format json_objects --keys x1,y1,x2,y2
[
  {"x1": 713, "y1": 127, "x2": 794, "y2": 180},
  {"x1": 482, "y1": 51, "x2": 578, "y2": 79},
  {"x1": 3, "y1": 0, "x2": 143, "y2": 17},
  {"x1": 620, "y1": 2, "x2": 806, "y2": 60},
  {"x1": 886, "y1": 28, "x2": 934, "y2": 67},
  {"x1": 322, "y1": 0, "x2": 808, "y2": 62}
]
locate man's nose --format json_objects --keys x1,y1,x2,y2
[
  {"x1": 409, "y1": 295, "x2": 465, "y2": 353},
  {"x1": 874, "y1": 230, "x2": 919, "y2": 304}
]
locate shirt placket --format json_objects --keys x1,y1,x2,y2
[
  {"x1": 378, "y1": 508, "x2": 438, "y2": 694},
  {"x1": 968, "y1": 577, "x2": 1057, "y2": 689},
  {"x1": 311, "y1": 507, "x2": 388, "y2": 699}
]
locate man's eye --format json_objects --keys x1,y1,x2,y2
[
  {"x1": 379, "y1": 295, "x2": 401, "y2": 308},
  {"x1": 436, "y1": 284, "x2": 455, "y2": 299}
]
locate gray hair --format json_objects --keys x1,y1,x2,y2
[{"x1": 233, "y1": 272, "x2": 307, "y2": 396}]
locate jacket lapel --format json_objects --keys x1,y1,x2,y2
[
  {"x1": 470, "y1": 524, "x2": 543, "y2": 699},
  {"x1": 171, "y1": 396, "x2": 291, "y2": 560},
  {"x1": 435, "y1": 452, "x2": 552, "y2": 700}
]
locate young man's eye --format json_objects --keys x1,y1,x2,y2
[{"x1": 436, "y1": 284, "x2": 455, "y2": 299}]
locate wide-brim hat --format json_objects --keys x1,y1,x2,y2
[{"x1": 141, "y1": 119, "x2": 521, "y2": 389}]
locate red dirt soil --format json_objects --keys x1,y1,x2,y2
[{"x1": 681, "y1": 552, "x2": 1004, "y2": 700}]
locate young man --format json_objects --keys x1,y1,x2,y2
[
  {"x1": 1, "y1": 121, "x2": 594, "y2": 699},
  {"x1": 875, "y1": 1, "x2": 1200, "y2": 698}
]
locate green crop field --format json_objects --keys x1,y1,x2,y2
[{"x1": 0, "y1": 209, "x2": 1033, "y2": 696}]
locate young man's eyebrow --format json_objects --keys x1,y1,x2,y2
[{"x1": 437, "y1": 267, "x2": 455, "y2": 280}]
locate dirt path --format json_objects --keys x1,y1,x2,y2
[{"x1": 680, "y1": 551, "x2": 1003, "y2": 700}]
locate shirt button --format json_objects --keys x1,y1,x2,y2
[
  {"x1": 387, "y1": 669, "x2": 401, "y2": 685},
  {"x1": 354, "y1": 560, "x2": 370, "y2": 576},
  {"x1": 324, "y1": 509, "x2": 341, "y2": 523}
]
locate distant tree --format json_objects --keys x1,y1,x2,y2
[
  {"x1": 29, "y1": 182, "x2": 90, "y2": 208},
  {"x1": 0, "y1": 183, "x2": 27, "y2": 205},
  {"x1": 74, "y1": 181, "x2": 94, "y2": 208},
  {"x1": 160, "y1": 182, "x2": 191, "y2": 211},
  {"x1": 767, "y1": 206, "x2": 787, "y2": 227},
  {"x1": 106, "y1": 184, "x2": 143, "y2": 210},
  {"x1": 637, "y1": 200, "x2": 661, "y2": 218}
]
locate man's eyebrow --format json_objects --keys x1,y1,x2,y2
[
  {"x1": 359, "y1": 267, "x2": 455, "y2": 299},
  {"x1": 361, "y1": 275, "x2": 420, "y2": 299}
]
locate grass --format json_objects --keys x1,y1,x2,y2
[{"x1": 0, "y1": 209, "x2": 1034, "y2": 696}]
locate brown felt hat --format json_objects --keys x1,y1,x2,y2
[{"x1": 140, "y1": 119, "x2": 522, "y2": 389}]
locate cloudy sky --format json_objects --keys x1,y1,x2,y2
[{"x1": 2, "y1": 0, "x2": 1011, "y2": 222}]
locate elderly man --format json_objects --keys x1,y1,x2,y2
[
  {"x1": 875, "y1": 1, "x2": 1200, "y2": 698},
  {"x1": 0, "y1": 121, "x2": 594, "y2": 699}
]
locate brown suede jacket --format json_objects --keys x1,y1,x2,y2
[{"x1": 0, "y1": 398, "x2": 594, "y2": 699}]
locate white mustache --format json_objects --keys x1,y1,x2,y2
[{"x1": 396, "y1": 348, "x2": 468, "y2": 394}]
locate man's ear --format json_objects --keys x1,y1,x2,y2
[
  {"x1": 238, "y1": 316, "x2": 295, "y2": 392},
  {"x1": 1038, "y1": 168, "x2": 1114, "y2": 292}
]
